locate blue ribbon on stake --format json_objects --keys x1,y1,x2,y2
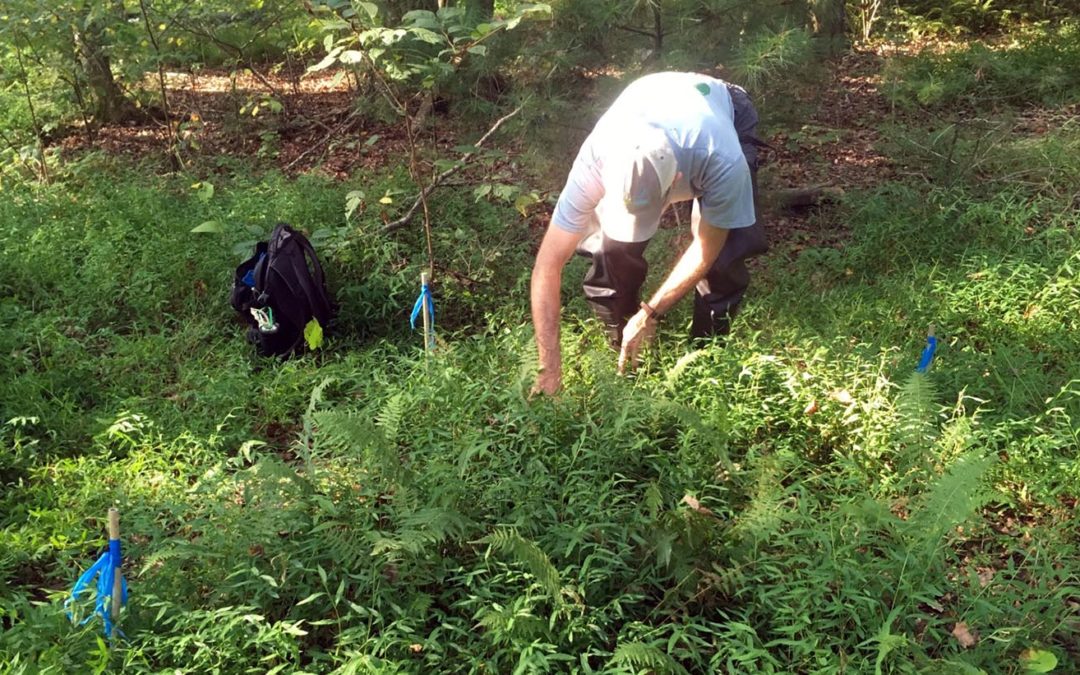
[
  {"x1": 410, "y1": 279, "x2": 436, "y2": 349},
  {"x1": 66, "y1": 511, "x2": 127, "y2": 639},
  {"x1": 916, "y1": 327, "x2": 937, "y2": 373}
]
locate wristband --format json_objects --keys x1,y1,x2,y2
[{"x1": 640, "y1": 301, "x2": 660, "y2": 320}]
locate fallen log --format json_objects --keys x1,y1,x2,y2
[{"x1": 766, "y1": 185, "x2": 845, "y2": 211}]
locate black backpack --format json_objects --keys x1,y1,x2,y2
[{"x1": 230, "y1": 223, "x2": 335, "y2": 357}]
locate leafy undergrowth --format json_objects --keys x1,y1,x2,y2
[
  {"x1": 881, "y1": 21, "x2": 1080, "y2": 110},
  {"x1": 2, "y1": 153, "x2": 1077, "y2": 673},
  {"x1": 3, "y1": 27, "x2": 1080, "y2": 672}
]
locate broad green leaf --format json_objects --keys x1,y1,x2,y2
[
  {"x1": 296, "y1": 593, "x2": 325, "y2": 607},
  {"x1": 304, "y1": 319, "x2": 324, "y2": 350},
  {"x1": 357, "y1": 2, "x2": 378, "y2": 19},
  {"x1": 521, "y1": 2, "x2": 553, "y2": 15},
  {"x1": 308, "y1": 46, "x2": 343, "y2": 72},
  {"x1": 433, "y1": 159, "x2": 462, "y2": 172},
  {"x1": 473, "y1": 184, "x2": 492, "y2": 201},
  {"x1": 402, "y1": 10, "x2": 438, "y2": 29},
  {"x1": 191, "y1": 221, "x2": 223, "y2": 234},
  {"x1": 408, "y1": 27, "x2": 443, "y2": 44},
  {"x1": 339, "y1": 50, "x2": 364, "y2": 64},
  {"x1": 279, "y1": 621, "x2": 308, "y2": 637},
  {"x1": 467, "y1": 44, "x2": 487, "y2": 56},
  {"x1": 1020, "y1": 649, "x2": 1058, "y2": 673},
  {"x1": 345, "y1": 190, "x2": 365, "y2": 219},
  {"x1": 514, "y1": 192, "x2": 539, "y2": 217},
  {"x1": 493, "y1": 184, "x2": 517, "y2": 200},
  {"x1": 193, "y1": 181, "x2": 214, "y2": 201},
  {"x1": 233, "y1": 240, "x2": 258, "y2": 257},
  {"x1": 437, "y1": 6, "x2": 464, "y2": 22}
]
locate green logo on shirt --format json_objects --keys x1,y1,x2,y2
[{"x1": 695, "y1": 83, "x2": 711, "y2": 96}]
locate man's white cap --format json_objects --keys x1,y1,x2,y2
[{"x1": 596, "y1": 125, "x2": 678, "y2": 243}]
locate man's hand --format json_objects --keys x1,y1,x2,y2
[
  {"x1": 616, "y1": 212, "x2": 730, "y2": 376},
  {"x1": 531, "y1": 368, "x2": 562, "y2": 397},
  {"x1": 617, "y1": 309, "x2": 658, "y2": 374}
]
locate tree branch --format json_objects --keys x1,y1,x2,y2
[{"x1": 383, "y1": 104, "x2": 524, "y2": 233}]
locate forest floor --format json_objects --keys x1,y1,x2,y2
[
  {"x1": 54, "y1": 42, "x2": 1078, "y2": 237},
  {"x1": 55, "y1": 49, "x2": 910, "y2": 251}
]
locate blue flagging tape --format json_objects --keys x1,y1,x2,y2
[
  {"x1": 65, "y1": 539, "x2": 127, "y2": 639},
  {"x1": 916, "y1": 335, "x2": 937, "y2": 373},
  {"x1": 410, "y1": 284, "x2": 435, "y2": 332}
]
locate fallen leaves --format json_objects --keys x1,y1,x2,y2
[
  {"x1": 681, "y1": 494, "x2": 716, "y2": 518},
  {"x1": 951, "y1": 621, "x2": 978, "y2": 649}
]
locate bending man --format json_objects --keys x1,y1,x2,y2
[{"x1": 530, "y1": 71, "x2": 767, "y2": 395}]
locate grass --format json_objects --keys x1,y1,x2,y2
[
  {"x1": 3, "y1": 29, "x2": 1080, "y2": 674},
  {"x1": 881, "y1": 21, "x2": 1080, "y2": 110}
]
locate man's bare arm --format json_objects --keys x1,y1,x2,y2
[
  {"x1": 618, "y1": 215, "x2": 730, "y2": 373},
  {"x1": 530, "y1": 224, "x2": 585, "y2": 394},
  {"x1": 647, "y1": 217, "x2": 728, "y2": 315}
]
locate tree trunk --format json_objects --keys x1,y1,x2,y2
[
  {"x1": 810, "y1": 0, "x2": 848, "y2": 55},
  {"x1": 73, "y1": 19, "x2": 133, "y2": 124}
]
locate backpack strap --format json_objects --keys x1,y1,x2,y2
[
  {"x1": 254, "y1": 224, "x2": 290, "y2": 301},
  {"x1": 293, "y1": 232, "x2": 334, "y2": 323},
  {"x1": 287, "y1": 228, "x2": 334, "y2": 326},
  {"x1": 271, "y1": 224, "x2": 334, "y2": 325}
]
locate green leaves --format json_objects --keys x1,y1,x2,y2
[
  {"x1": 1021, "y1": 649, "x2": 1058, "y2": 673},
  {"x1": 345, "y1": 190, "x2": 365, "y2": 220},
  {"x1": 309, "y1": 0, "x2": 551, "y2": 91},
  {"x1": 191, "y1": 220, "x2": 223, "y2": 233},
  {"x1": 193, "y1": 181, "x2": 215, "y2": 202},
  {"x1": 303, "y1": 318, "x2": 324, "y2": 351}
]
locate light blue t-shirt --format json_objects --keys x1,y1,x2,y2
[{"x1": 552, "y1": 72, "x2": 755, "y2": 239}]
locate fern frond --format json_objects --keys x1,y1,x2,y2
[
  {"x1": 316, "y1": 520, "x2": 373, "y2": 570},
  {"x1": 609, "y1": 642, "x2": 689, "y2": 675},
  {"x1": 370, "y1": 507, "x2": 471, "y2": 557},
  {"x1": 482, "y1": 528, "x2": 562, "y2": 601},
  {"x1": 905, "y1": 451, "x2": 993, "y2": 555},
  {"x1": 895, "y1": 371, "x2": 939, "y2": 452},
  {"x1": 475, "y1": 602, "x2": 548, "y2": 646},
  {"x1": 732, "y1": 457, "x2": 785, "y2": 543},
  {"x1": 310, "y1": 410, "x2": 404, "y2": 484},
  {"x1": 643, "y1": 481, "x2": 664, "y2": 520},
  {"x1": 652, "y1": 399, "x2": 735, "y2": 476},
  {"x1": 377, "y1": 392, "x2": 406, "y2": 446},
  {"x1": 311, "y1": 410, "x2": 386, "y2": 454}
]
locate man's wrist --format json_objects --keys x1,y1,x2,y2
[{"x1": 640, "y1": 300, "x2": 661, "y2": 320}]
